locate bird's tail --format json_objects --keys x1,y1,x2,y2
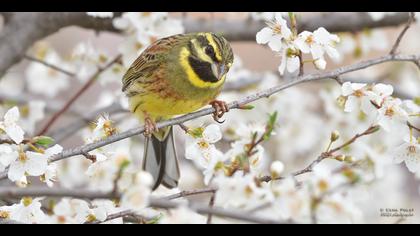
[{"x1": 142, "y1": 126, "x2": 180, "y2": 190}]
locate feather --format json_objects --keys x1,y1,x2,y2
[{"x1": 142, "y1": 126, "x2": 180, "y2": 190}]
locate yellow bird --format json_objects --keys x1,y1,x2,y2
[{"x1": 122, "y1": 32, "x2": 234, "y2": 189}]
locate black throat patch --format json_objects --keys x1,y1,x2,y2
[{"x1": 188, "y1": 56, "x2": 219, "y2": 83}]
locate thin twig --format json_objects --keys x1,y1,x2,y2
[
  {"x1": 389, "y1": 12, "x2": 415, "y2": 55},
  {"x1": 408, "y1": 122, "x2": 420, "y2": 133},
  {"x1": 36, "y1": 54, "x2": 122, "y2": 136},
  {"x1": 207, "y1": 192, "x2": 216, "y2": 224},
  {"x1": 0, "y1": 54, "x2": 418, "y2": 181},
  {"x1": 163, "y1": 188, "x2": 216, "y2": 200},
  {"x1": 23, "y1": 54, "x2": 76, "y2": 77},
  {"x1": 259, "y1": 125, "x2": 379, "y2": 182}
]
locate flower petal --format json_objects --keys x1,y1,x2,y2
[
  {"x1": 8, "y1": 161, "x2": 26, "y2": 182},
  {"x1": 268, "y1": 35, "x2": 284, "y2": 52},
  {"x1": 256, "y1": 27, "x2": 273, "y2": 44},
  {"x1": 344, "y1": 96, "x2": 359, "y2": 113},
  {"x1": 5, "y1": 124, "x2": 24, "y2": 144},
  {"x1": 203, "y1": 124, "x2": 222, "y2": 143},
  {"x1": 25, "y1": 152, "x2": 48, "y2": 176},
  {"x1": 286, "y1": 56, "x2": 300, "y2": 73},
  {"x1": 4, "y1": 107, "x2": 20, "y2": 124}
]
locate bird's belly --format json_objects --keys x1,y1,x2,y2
[{"x1": 130, "y1": 93, "x2": 209, "y2": 120}]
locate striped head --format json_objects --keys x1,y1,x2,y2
[{"x1": 180, "y1": 32, "x2": 234, "y2": 89}]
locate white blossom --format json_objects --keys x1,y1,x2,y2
[
  {"x1": 256, "y1": 13, "x2": 292, "y2": 52},
  {"x1": 25, "y1": 45, "x2": 71, "y2": 97},
  {"x1": 185, "y1": 124, "x2": 225, "y2": 170},
  {"x1": 0, "y1": 106, "x2": 25, "y2": 144},
  {"x1": 394, "y1": 137, "x2": 420, "y2": 173},
  {"x1": 377, "y1": 98, "x2": 409, "y2": 133},
  {"x1": 278, "y1": 44, "x2": 301, "y2": 75},
  {"x1": 8, "y1": 144, "x2": 62, "y2": 182},
  {"x1": 9, "y1": 197, "x2": 47, "y2": 224},
  {"x1": 0, "y1": 144, "x2": 17, "y2": 172}
]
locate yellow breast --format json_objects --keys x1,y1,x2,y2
[{"x1": 129, "y1": 93, "x2": 210, "y2": 122}]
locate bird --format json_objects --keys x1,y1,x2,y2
[{"x1": 122, "y1": 32, "x2": 234, "y2": 190}]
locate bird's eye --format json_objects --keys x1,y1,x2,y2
[{"x1": 205, "y1": 45, "x2": 215, "y2": 56}]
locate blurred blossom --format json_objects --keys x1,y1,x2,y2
[
  {"x1": 213, "y1": 172, "x2": 274, "y2": 210},
  {"x1": 159, "y1": 206, "x2": 206, "y2": 224},
  {"x1": 119, "y1": 171, "x2": 153, "y2": 213},
  {"x1": 86, "y1": 12, "x2": 114, "y2": 18},
  {"x1": 71, "y1": 41, "x2": 112, "y2": 82},
  {"x1": 0, "y1": 73, "x2": 24, "y2": 96},
  {"x1": 18, "y1": 101, "x2": 46, "y2": 135},
  {"x1": 250, "y1": 12, "x2": 287, "y2": 21},
  {"x1": 367, "y1": 12, "x2": 396, "y2": 21},
  {"x1": 360, "y1": 30, "x2": 388, "y2": 54},
  {"x1": 25, "y1": 44, "x2": 71, "y2": 97},
  {"x1": 113, "y1": 12, "x2": 184, "y2": 67}
]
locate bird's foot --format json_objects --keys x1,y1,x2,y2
[
  {"x1": 209, "y1": 100, "x2": 230, "y2": 124},
  {"x1": 144, "y1": 115, "x2": 158, "y2": 137}
]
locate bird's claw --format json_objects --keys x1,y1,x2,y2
[
  {"x1": 209, "y1": 100, "x2": 229, "y2": 124},
  {"x1": 144, "y1": 116, "x2": 158, "y2": 137}
]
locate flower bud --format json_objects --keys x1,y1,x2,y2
[
  {"x1": 270, "y1": 161, "x2": 285, "y2": 178},
  {"x1": 344, "y1": 155, "x2": 354, "y2": 163},
  {"x1": 330, "y1": 130, "x2": 340, "y2": 142},
  {"x1": 314, "y1": 59, "x2": 326, "y2": 70},
  {"x1": 335, "y1": 154, "x2": 346, "y2": 162}
]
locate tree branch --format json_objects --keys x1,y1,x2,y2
[
  {"x1": 389, "y1": 12, "x2": 415, "y2": 55},
  {"x1": 0, "y1": 12, "x2": 412, "y2": 79}
]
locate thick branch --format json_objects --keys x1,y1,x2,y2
[
  {"x1": 0, "y1": 12, "x2": 412, "y2": 79},
  {"x1": 0, "y1": 12, "x2": 121, "y2": 79}
]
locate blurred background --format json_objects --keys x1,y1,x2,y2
[{"x1": 0, "y1": 12, "x2": 419, "y2": 224}]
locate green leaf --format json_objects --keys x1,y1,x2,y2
[
  {"x1": 146, "y1": 214, "x2": 163, "y2": 224},
  {"x1": 33, "y1": 136, "x2": 55, "y2": 148},
  {"x1": 264, "y1": 111, "x2": 278, "y2": 140},
  {"x1": 188, "y1": 127, "x2": 204, "y2": 139},
  {"x1": 238, "y1": 104, "x2": 255, "y2": 110}
]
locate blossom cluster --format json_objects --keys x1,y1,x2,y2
[
  {"x1": 0, "y1": 12, "x2": 419, "y2": 224},
  {"x1": 256, "y1": 13, "x2": 340, "y2": 74}
]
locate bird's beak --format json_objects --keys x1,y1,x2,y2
[{"x1": 211, "y1": 63, "x2": 226, "y2": 81}]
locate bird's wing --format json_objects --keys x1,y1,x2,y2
[{"x1": 122, "y1": 34, "x2": 187, "y2": 93}]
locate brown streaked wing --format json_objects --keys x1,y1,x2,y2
[{"x1": 121, "y1": 34, "x2": 188, "y2": 92}]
